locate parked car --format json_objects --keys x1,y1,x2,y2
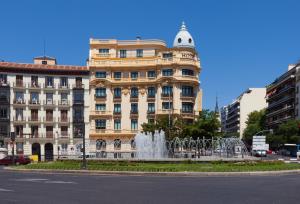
[
  {"x1": 252, "y1": 150, "x2": 267, "y2": 157},
  {"x1": 0, "y1": 155, "x2": 31, "y2": 165}
]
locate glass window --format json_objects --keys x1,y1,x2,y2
[
  {"x1": 73, "y1": 90, "x2": 83, "y2": 103},
  {"x1": 114, "y1": 88, "x2": 121, "y2": 98},
  {"x1": 96, "y1": 104, "x2": 106, "y2": 111},
  {"x1": 182, "y1": 102, "x2": 194, "y2": 113},
  {"x1": 0, "y1": 74, "x2": 7, "y2": 85},
  {"x1": 120, "y1": 50, "x2": 127, "y2": 58},
  {"x1": 31, "y1": 76, "x2": 38, "y2": 87},
  {"x1": 162, "y1": 102, "x2": 173, "y2": 110},
  {"x1": 136, "y1": 49, "x2": 143, "y2": 57},
  {"x1": 30, "y1": 92, "x2": 39, "y2": 103},
  {"x1": 162, "y1": 69, "x2": 173, "y2": 76},
  {"x1": 181, "y1": 86, "x2": 194, "y2": 96},
  {"x1": 15, "y1": 92, "x2": 24, "y2": 102},
  {"x1": 148, "y1": 103, "x2": 155, "y2": 113},
  {"x1": 114, "y1": 104, "x2": 121, "y2": 113},
  {"x1": 95, "y1": 88, "x2": 106, "y2": 97},
  {"x1": 114, "y1": 139, "x2": 121, "y2": 150},
  {"x1": 131, "y1": 72, "x2": 138, "y2": 79},
  {"x1": 96, "y1": 139, "x2": 106, "y2": 150},
  {"x1": 99, "y1": 49, "x2": 109, "y2": 54},
  {"x1": 131, "y1": 119, "x2": 138, "y2": 130},
  {"x1": 95, "y1": 119, "x2": 106, "y2": 129},
  {"x1": 131, "y1": 87, "x2": 138, "y2": 98},
  {"x1": 162, "y1": 86, "x2": 173, "y2": 95},
  {"x1": 182, "y1": 69, "x2": 194, "y2": 76},
  {"x1": 114, "y1": 119, "x2": 121, "y2": 130},
  {"x1": 162, "y1": 53, "x2": 173, "y2": 58},
  {"x1": 131, "y1": 103, "x2": 138, "y2": 113},
  {"x1": 96, "y1": 72, "x2": 106, "y2": 78},
  {"x1": 0, "y1": 107, "x2": 8, "y2": 119},
  {"x1": 60, "y1": 77, "x2": 68, "y2": 87},
  {"x1": 148, "y1": 87, "x2": 156, "y2": 97},
  {"x1": 114, "y1": 72, "x2": 122, "y2": 79},
  {"x1": 147, "y1": 71, "x2": 156, "y2": 78},
  {"x1": 46, "y1": 76, "x2": 54, "y2": 87}
]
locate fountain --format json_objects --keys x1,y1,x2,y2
[
  {"x1": 134, "y1": 130, "x2": 249, "y2": 159},
  {"x1": 134, "y1": 130, "x2": 167, "y2": 159}
]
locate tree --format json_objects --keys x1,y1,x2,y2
[{"x1": 243, "y1": 109, "x2": 266, "y2": 145}]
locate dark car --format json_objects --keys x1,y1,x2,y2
[{"x1": 0, "y1": 155, "x2": 31, "y2": 165}]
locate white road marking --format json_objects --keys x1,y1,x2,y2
[
  {"x1": 14, "y1": 178, "x2": 49, "y2": 182},
  {"x1": 45, "y1": 181, "x2": 77, "y2": 184},
  {"x1": 0, "y1": 188, "x2": 13, "y2": 192}
]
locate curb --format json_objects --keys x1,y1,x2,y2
[{"x1": 4, "y1": 167, "x2": 300, "y2": 177}]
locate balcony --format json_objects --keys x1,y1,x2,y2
[
  {"x1": 44, "y1": 117, "x2": 56, "y2": 124},
  {"x1": 161, "y1": 93, "x2": 173, "y2": 99},
  {"x1": 58, "y1": 117, "x2": 70, "y2": 124},
  {"x1": 180, "y1": 93, "x2": 195, "y2": 101},
  {"x1": 90, "y1": 57, "x2": 200, "y2": 68},
  {"x1": 94, "y1": 95, "x2": 107, "y2": 101},
  {"x1": 113, "y1": 111, "x2": 121, "y2": 118},
  {"x1": 91, "y1": 111, "x2": 112, "y2": 117},
  {"x1": 130, "y1": 110, "x2": 138, "y2": 118},
  {"x1": 0, "y1": 81, "x2": 9, "y2": 87},
  {"x1": 58, "y1": 100, "x2": 70, "y2": 108},
  {"x1": 60, "y1": 132, "x2": 69, "y2": 139},
  {"x1": 13, "y1": 116, "x2": 26, "y2": 124},
  {"x1": 267, "y1": 85, "x2": 294, "y2": 101},
  {"x1": 113, "y1": 95, "x2": 122, "y2": 102},
  {"x1": 44, "y1": 84, "x2": 56, "y2": 90},
  {"x1": 28, "y1": 82, "x2": 41, "y2": 90},
  {"x1": 46, "y1": 132, "x2": 54, "y2": 139},
  {"x1": 28, "y1": 116, "x2": 41, "y2": 124},
  {"x1": 28, "y1": 99, "x2": 41, "y2": 108},
  {"x1": 130, "y1": 95, "x2": 139, "y2": 102},
  {"x1": 43, "y1": 99, "x2": 56, "y2": 108},
  {"x1": 58, "y1": 84, "x2": 70, "y2": 91},
  {"x1": 13, "y1": 82, "x2": 26, "y2": 89},
  {"x1": 180, "y1": 109, "x2": 194, "y2": 118},
  {"x1": 13, "y1": 98, "x2": 26, "y2": 106},
  {"x1": 147, "y1": 95, "x2": 155, "y2": 101},
  {"x1": 94, "y1": 53, "x2": 111, "y2": 58},
  {"x1": 73, "y1": 100, "x2": 84, "y2": 105},
  {"x1": 268, "y1": 95, "x2": 294, "y2": 109}
]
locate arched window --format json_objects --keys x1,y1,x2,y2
[
  {"x1": 114, "y1": 139, "x2": 121, "y2": 150},
  {"x1": 178, "y1": 38, "x2": 182, "y2": 43},
  {"x1": 189, "y1": 38, "x2": 192, "y2": 43},
  {"x1": 96, "y1": 139, "x2": 106, "y2": 150}
]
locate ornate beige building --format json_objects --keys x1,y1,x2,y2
[{"x1": 88, "y1": 22, "x2": 202, "y2": 158}]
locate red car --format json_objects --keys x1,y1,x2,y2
[{"x1": 0, "y1": 155, "x2": 31, "y2": 165}]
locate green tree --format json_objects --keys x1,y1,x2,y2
[{"x1": 243, "y1": 109, "x2": 266, "y2": 145}]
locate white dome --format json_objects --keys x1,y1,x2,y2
[{"x1": 173, "y1": 22, "x2": 195, "y2": 48}]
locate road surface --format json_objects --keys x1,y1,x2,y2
[{"x1": 0, "y1": 167, "x2": 299, "y2": 204}]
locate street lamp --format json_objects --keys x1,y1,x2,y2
[{"x1": 10, "y1": 132, "x2": 15, "y2": 165}]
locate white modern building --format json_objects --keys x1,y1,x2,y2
[{"x1": 221, "y1": 88, "x2": 267, "y2": 138}]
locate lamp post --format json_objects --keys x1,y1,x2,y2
[
  {"x1": 10, "y1": 132, "x2": 15, "y2": 165},
  {"x1": 81, "y1": 131, "x2": 87, "y2": 169}
]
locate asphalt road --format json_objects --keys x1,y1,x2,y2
[{"x1": 0, "y1": 167, "x2": 300, "y2": 204}]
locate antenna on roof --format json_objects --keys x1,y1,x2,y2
[{"x1": 43, "y1": 39, "x2": 46, "y2": 59}]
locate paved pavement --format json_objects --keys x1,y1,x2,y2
[{"x1": 0, "y1": 167, "x2": 300, "y2": 204}]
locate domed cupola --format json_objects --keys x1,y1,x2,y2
[{"x1": 173, "y1": 22, "x2": 195, "y2": 48}]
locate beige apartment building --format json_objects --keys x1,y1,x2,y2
[{"x1": 88, "y1": 22, "x2": 202, "y2": 158}]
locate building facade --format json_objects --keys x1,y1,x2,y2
[
  {"x1": 221, "y1": 88, "x2": 267, "y2": 138},
  {"x1": 1, "y1": 22, "x2": 202, "y2": 159},
  {"x1": 0, "y1": 57, "x2": 90, "y2": 161},
  {"x1": 266, "y1": 63, "x2": 300, "y2": 129},
  {"x1": 88, "y1": 23, "x2": 202, "y2": 158}
]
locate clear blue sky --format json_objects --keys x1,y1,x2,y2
[{"x1": 0, "y1": 0, "x2": 300, "y2": 110}]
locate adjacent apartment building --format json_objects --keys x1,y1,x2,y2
[
  {"x1": 88, "y1": 22, "x2": 202, "y2": 158},
  {"x1": 221, "y1": 88, "x2": 267, "y2": 138},
  {"x1": 266, "y1": 63, "x2": 300, "y2": 129},
  {"x1": 0, "y1": 57, "x2": 90, "y2": 161},
  {"x1": 0, "y1": 22, "x2": 202, "y2": 160}
]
